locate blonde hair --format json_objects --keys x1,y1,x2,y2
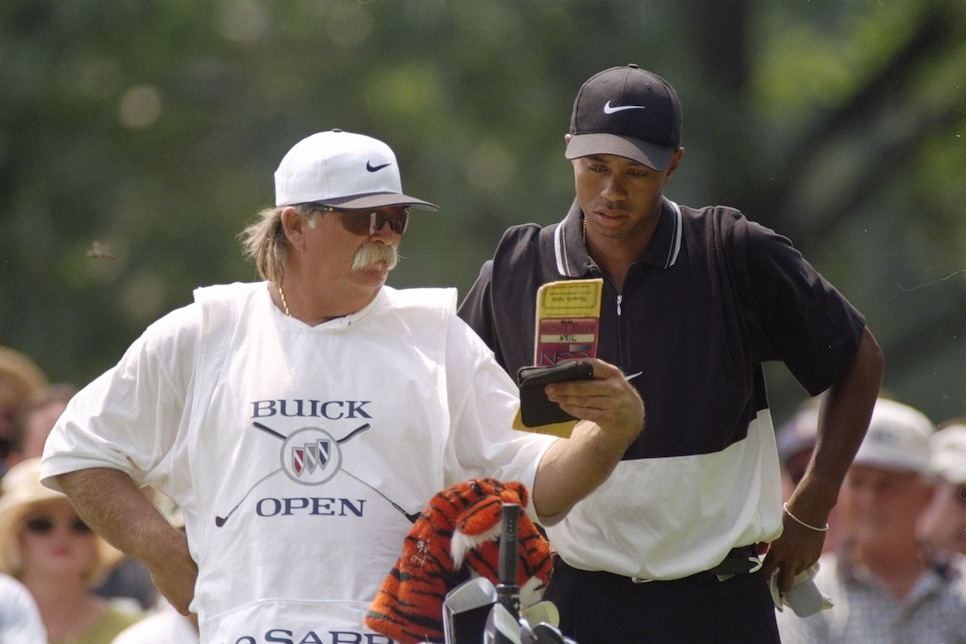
[{"x1": 238, "y1": 204, "x2": 317, "y2": 285}]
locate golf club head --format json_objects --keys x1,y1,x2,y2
[
  {"x1": 531, "y1": 622, "x2": 567, "y2": 644},
  {"x1": 444, "y1": 577, "x2": 497, "y2": 644},
  {"x1": 484, "y1": 602, "x2": 522, "y2": 644},
  {"x1": 520, "y1": 601, "x2": 559, "y2": 628}
]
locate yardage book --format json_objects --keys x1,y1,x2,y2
[
  {"x1": 512, "y1": 278, "x2": 604, "y2": 437},
  {"x1": 533, "y1": 278, "x2": 603, "y2": 366}
]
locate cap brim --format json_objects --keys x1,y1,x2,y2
[
  {"x1": 319, "y1": 192, "x2": 439, "y2": 211},
  {"x1": 565, "y1": 133, "x2": 674, "y2": 172},
  {"x1": 853, "y1": 448, "x2": 931, "y2": 476}
]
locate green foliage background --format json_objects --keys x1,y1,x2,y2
[{"x1": 1, "y1": 0, "x2": 964, "y2": 427}]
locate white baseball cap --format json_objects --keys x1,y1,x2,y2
[
  {"x1": 274, "y1": 130, "x2": 438, "y2": 211},
  {"x1": 930, "y1": 423, "x2": 966, "y2": 485},
  {"x1": 852, "y1": 398, "x2": 935, "y2": 475}
]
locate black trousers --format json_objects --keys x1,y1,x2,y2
[{"x1": 544, "y1": 559, "x2": 781, "y2": 644}]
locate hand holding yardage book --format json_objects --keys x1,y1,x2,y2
[{"x1": 513, "y1": 278, "x2": 603, "y2": 437}]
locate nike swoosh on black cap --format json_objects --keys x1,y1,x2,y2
[{"x1": 566, "y1": 64, "x2": 682, "y2": 171}]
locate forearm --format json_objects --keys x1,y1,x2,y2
[
  {"x1": 788, "y1": 326, "x2": 884, "y2": 523},
  {"x1": 530, "y1": 357, "x2": 645, "y2": 519},
  {"x1": 56, "y1": 467, "x2": 197, "y2": 613},
  {"x1": 763, "y1": 327, "x2": 882, "y2": 591},
  {"x1": 57, "y1": 468, "x2": 177, "y2": 561},
  {"x1": 531, "y1": 420, "x2": 637, "y2": 520}
]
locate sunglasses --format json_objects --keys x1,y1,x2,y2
[
  {"x1": 312, "y1": 205, "x2": 410, "y2": 236},
  {"x1": 23, "y1": 516, "x2": 93, "y2": 536}
]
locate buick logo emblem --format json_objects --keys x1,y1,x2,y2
[{"x1": 280, "y1": 427, "x2": 342, "y2": 485}]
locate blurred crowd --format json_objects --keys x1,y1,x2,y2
[
  {"x1": 776, "y1": 395, "x2": 966, "y2": 642},
  {"x1": 0, "y1": 345, "x2": 197, "y2": 643}
]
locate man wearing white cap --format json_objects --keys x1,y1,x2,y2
[
  {"x1": 918, "y1": 420, "x2": 966, "y2": 556},
  {"x1": 38, "y1": 130, "x2": 644, "y2": 642},
  {"x1": 777, "y1": 398, "x2": 966, "y2": 644}
]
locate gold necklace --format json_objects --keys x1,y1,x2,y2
[
  {"x1": 582, "y1": 217, "x2": 587, "y2": 247},
  {"x1": 277, "y1": 283, "x2": 291, "y2": 317}
]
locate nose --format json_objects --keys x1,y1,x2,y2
[
  {"x1": 600, "y1": 173, "x2": 628, "y2": 201},
  {"x1": 369, "y1": 219, "x2": 396, "y2": 239}
]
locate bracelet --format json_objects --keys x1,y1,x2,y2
[{"x1": 783, "y1": 502, "x2": 829, "y2": 532}]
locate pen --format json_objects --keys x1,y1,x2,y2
[{"x1": 625, "y1": 371, "x2": 642, "y2": 381}]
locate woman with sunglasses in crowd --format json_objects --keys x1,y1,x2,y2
[{"x1": 0, "y1": 458, "x2": 144, "y2": 643}]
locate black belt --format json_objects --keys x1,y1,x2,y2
[
  {"x1": 626, "y1": 545, "x2": 762, "y2": 582},
  {"x1": 554, "y1": 545, "x2": 764, "y2": 585}
]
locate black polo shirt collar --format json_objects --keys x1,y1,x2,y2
[{"x1": 554, "y1": 197, "x2": 683, "y2": 277}]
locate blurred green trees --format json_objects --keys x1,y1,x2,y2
[{"x1": 1, "y1": 0, "x2": 964, "y2": 424}]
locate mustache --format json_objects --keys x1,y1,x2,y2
[{"x1": 351, "y1": 242, "x2": 399, "y2": 272}]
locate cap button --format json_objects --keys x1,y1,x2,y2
[{"x1": 628, "y1": 63, "x2": 639, "y2": 69}]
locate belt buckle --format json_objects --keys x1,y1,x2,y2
[{"x1": 709, "y1": 545, "x2": 763, "y2": 577}]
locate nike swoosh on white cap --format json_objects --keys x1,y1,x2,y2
[{"x1": 603, "y1": 100, "x2": 646, "y2": 114}]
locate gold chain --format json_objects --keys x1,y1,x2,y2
[{"x1": 278, "y1": 283, "x2": 291, "y2": 317}]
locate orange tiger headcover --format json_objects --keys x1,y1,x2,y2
[{"x1": 365, "y1": 478, "x2": 552, "y2": 644}]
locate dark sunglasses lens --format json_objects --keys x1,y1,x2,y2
[
  {"x1": 25, "y1": 518, "x2": 54, "y2": 534},
  {"x1": 376, "y1": 210, "x2": 408, "y2": 234},
  {"x1": 24, "y1": 517, "x2": 92, "y2": 535},
  {"x1": 390, "y1": 210, "x2": 409, "y2": 234},
  {"x1": 340, "y1": 212, "x2": 372, "y2": 235},
  {"x1": 340, "y1": 210, "x2": 409, "y2": 235}
]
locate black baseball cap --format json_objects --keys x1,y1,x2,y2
[{"x1": 565, "y1": 65, "x2": 682, "y2": 171}]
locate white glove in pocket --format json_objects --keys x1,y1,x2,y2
[{"x1": 769, "y1": 563, "x2": 833, "y2": 617}]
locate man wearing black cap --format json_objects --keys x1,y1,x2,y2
[
  {"x1": 458, "y1": 66, "x2": 885, "y2": 642},
  {"x1": 38, "y1": 130, "x2": 644, "y2": 642}
]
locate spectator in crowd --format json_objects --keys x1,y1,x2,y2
[
  {"x1": 918, "y1": 419, "x2": 966, "y2": 557},
  {"x1": 10, "y1": 383, "x2": 160, "y2": 610},
  {"x1": 0, "y1": 346, "x2": 47, "y2": 477},
  {"x1": 0, "y1": 458, "x2": 144, "y2": 643},
  {"x1": 9, "y1": 383, "x2": 78, "y2": 463},
  {"x1": 0, "y1": 572, "x2": 46, "y2": 643},
  {"x1": 776, "y1": 396, "x2": 843, "y2": 554},
  {"x1": 777, "y1": 398, "x2": 966, "y2": 644}
]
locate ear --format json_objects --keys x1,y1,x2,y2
[
  {"x1": 280, "y1": 206, "x2": 310, "y2": 251},
  {"x1": 665, "y1": 147, "x2": 685, "y2": 183}
]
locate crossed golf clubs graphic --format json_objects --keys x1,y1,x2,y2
[{"x1": 214, "y1": 421, "x2": 419, "y2": 527}]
